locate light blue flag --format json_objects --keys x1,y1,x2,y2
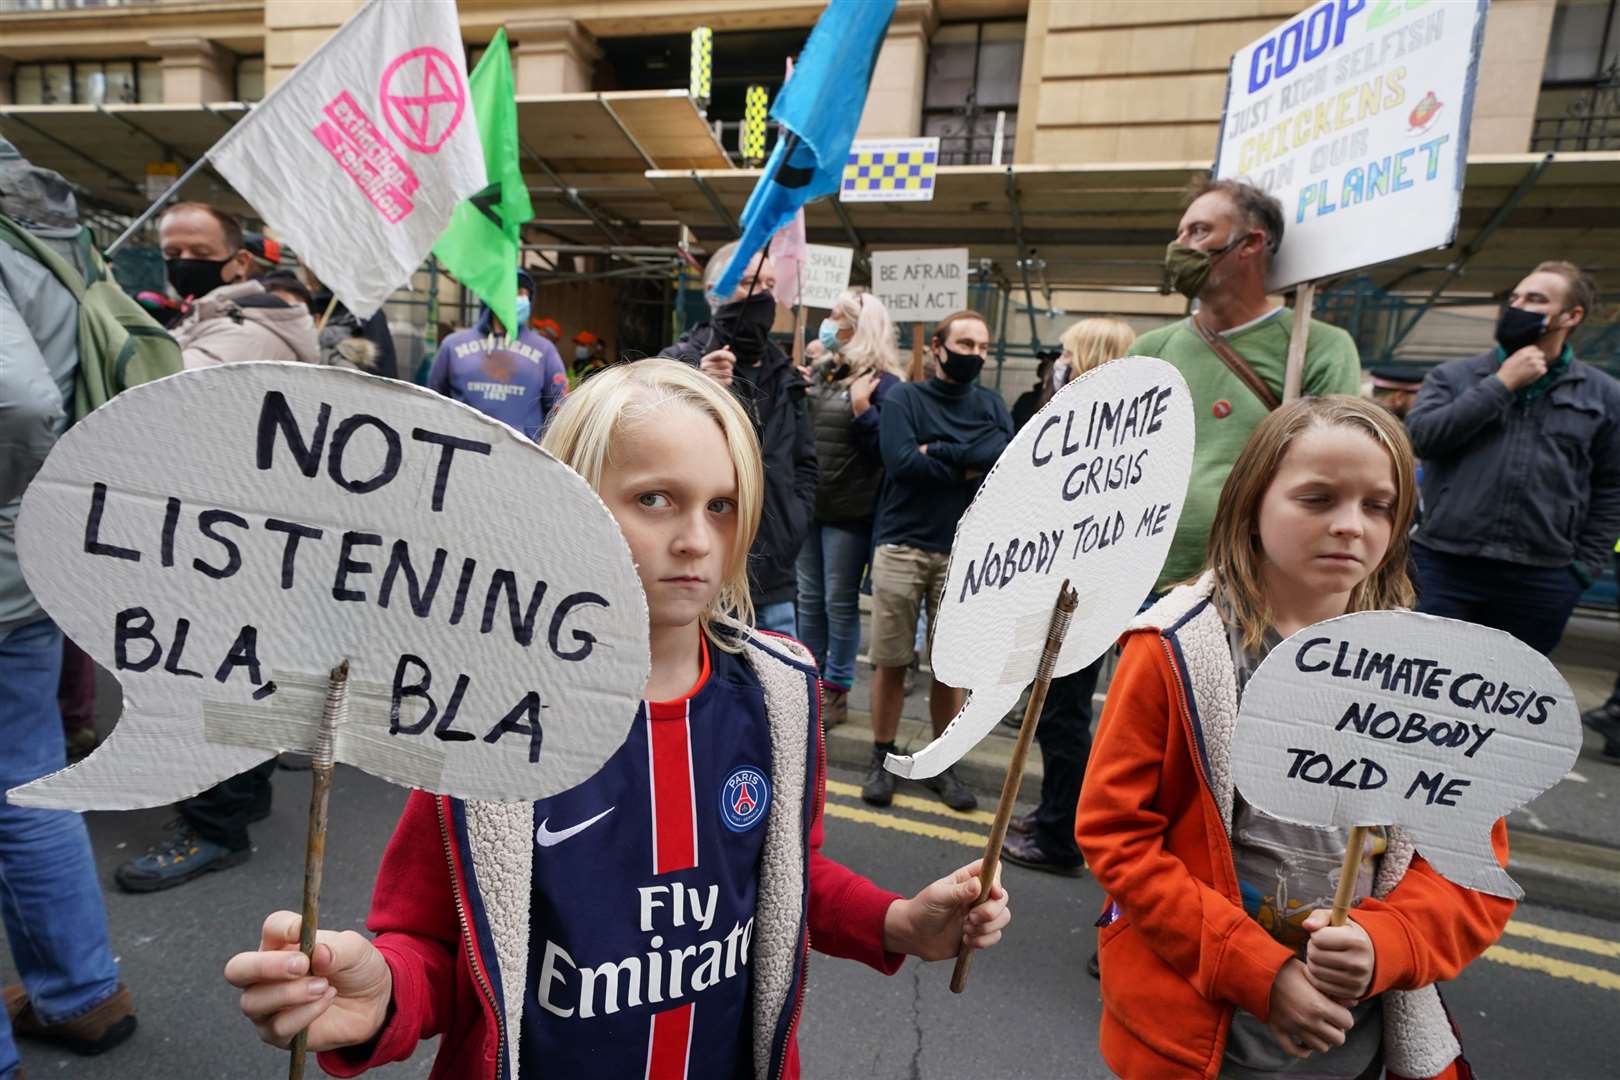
[{"x1": 711, "y1": 0, "x2": 895, "y2": 299}]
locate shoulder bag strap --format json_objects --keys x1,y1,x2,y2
[{"x1": 1189, "y1": 315, "x2": 1281, "y2": 412}]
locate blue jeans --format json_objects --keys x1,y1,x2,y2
[
  {"x1": 0, "y1": 620, "x2": 121, "y2": 1077},
  {"x1": 1412, "y1": 545, "x2": 1584, "y2": 656},
  {"x1": 795, "y1": 523, "x2": 871, "y2": 691},
  {"x1": 756, "y1": 601, "x2": 798, "y2": 639}
]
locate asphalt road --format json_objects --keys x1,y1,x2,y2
[{"x1": 5, "y1": 764, "x2": 1616, "y2": 1079}]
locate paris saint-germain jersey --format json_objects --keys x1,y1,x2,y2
[{"x1": 521, "y1": 637, "x2": 773, "y2": 1079}]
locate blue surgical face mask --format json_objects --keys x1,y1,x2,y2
[
  {"x1": 818, "y1": 318, "x2": 843, "y2": 354},
  {"x1": 512, "y1": 296, "x2": 532, "y2": 328}
]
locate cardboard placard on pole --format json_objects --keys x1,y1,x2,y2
[
  {"x1": 1232, "y1": 610, "x2": 1583, "y2": 900},
  {"x1": 9, "y1": 364, "x2": 650, "y2": 811},
  {"x1": 1213, "y1": 0, "x2": 1487, "y2": 291},
  {"x1": 798, "y1": 244, "x2": 855, "y2": 310},
  {"x1": 870, "y1": 248, "x2": 969, "y2": 326}
]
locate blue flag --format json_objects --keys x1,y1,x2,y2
[{"x1": 711, "y1": 0, "x2": 895, "y2": 299}]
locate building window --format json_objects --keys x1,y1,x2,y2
[
  {"x1": 922, "y1": 22, "x2": 1024, "y2": 165},
  {"x1": 1543, "y1": 0, "x2": 1619, "y2": 84},
  {"x1": 236, "y1": 55, "x2": 264, "y2": 102},
  {"x1": 11, "y1": 58, "x2": 161, "y2": 104},
  {"x1": 1534, "y1": 0, "x2": 1620, "y2": 151}
]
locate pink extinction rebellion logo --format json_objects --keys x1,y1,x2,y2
[
  {"x1": 312, "y1": 91, "x2": 420, "y2": 224},
  {"x1": 379, "y1": 47, "x2": 467, "y2": 154}
]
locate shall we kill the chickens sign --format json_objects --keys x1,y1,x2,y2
[{"x1": 1213, "y1": 0, "x2": 1487, "y2": 290}]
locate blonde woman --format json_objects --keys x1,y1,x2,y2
[
  {"x1": 1004, "y1": 315, "x2": 1137, "y2": 878},
  {"x1": 798, "y1": 290, "x2": 906, "y2": 727},
  {"x1": 1050, "y1": 315, "x2": 1137, "y2": 399}
]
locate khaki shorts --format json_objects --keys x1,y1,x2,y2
[{"x1": 868, "y1": 544, "x2": 950, "y2": 669}]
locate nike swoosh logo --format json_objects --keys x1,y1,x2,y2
[{"x1": 535, "y1": 807, "x2": 615, "y2": 848}]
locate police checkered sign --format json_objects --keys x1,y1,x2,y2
[{"x1": 840, "y1": 137, "x2": 939, "y2": 203}]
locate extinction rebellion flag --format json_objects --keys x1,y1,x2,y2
[{"x1": 209, "y1": 0, "x2": 486, "y2": 318}]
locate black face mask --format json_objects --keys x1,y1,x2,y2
[
  {"x1": 936, "y1": 345, "x2": 985, "y2": 383},
  {"x1": 713, "y1": 292, "x2": 776, "y2": 362},
  {"x1": 1494, "y1": 305, "x2": 1550, "y2": 354},
  {"x1": 165, "y1": 256, "x2": 230, "y2": 301}
]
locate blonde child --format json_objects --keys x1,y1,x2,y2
[
  {"x1": 1078, "y1": 396, "x2": 1512, "y2": 1080},
  {"x1": 224, "y1": 359, "x2": 1010, "y2": 1080}
]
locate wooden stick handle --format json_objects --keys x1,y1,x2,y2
[
  {"x1": 1282, "y1": 280, "x2": 1314, "y2": 404},
  {"x1": 950, "y1": 581, "x2": 1080, "y2": 994},
  {"x1": 289, "y1": 660, "x2": 347, "y2": 1080},
  {"x1": 1328, "y1": 824, "x2": 1369, "y2": 927}
]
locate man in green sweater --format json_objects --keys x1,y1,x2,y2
[{"x1": 1136, "y1": 177, "x2": 1362, "y2": 590}]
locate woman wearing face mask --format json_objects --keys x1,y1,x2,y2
[
  {"x1": 659, "y1": 241, "x2": 818, "y2": 639},
  {"x1": 797, "y1": 290, "x2": 906, "y2": 727}
]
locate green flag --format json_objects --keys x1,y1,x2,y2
[{"x1": 432, "y1": 27, "x2": 531, "y2": 335}]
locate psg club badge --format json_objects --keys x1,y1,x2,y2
[{"x1": 721, "y1": 766, "x2": 770, "y2": 833}]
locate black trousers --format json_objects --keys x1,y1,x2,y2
[
  {"x1": 1032, "y1": 658, "x2": 1104, "y2": 862},
  {"x1": 178, "y1": 760, "x2": 275, "y2": 851},
  {"x1": 1412, "y1": 544, "x2": 1584, "y2": 656}
]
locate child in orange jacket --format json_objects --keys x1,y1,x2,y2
[{"x1": 1078, "y1": 396, "x2": 1513, "y2": 1080}]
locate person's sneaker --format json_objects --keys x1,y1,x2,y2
[
  {"x1": 861, "y1": 745, "x2": 897, "y2": 807},
  {"x1": 1002, "y1": 831, "x2": 1085, "y2": 877},
  {"x1": 65, "y1": 727, "x2": 101, "y2": 763},
  {"x1": 115, "y1": 821, "x2": 250, "y2": 893},
  {"x1": 923, "y1": 765, "x2": 978, "y2": 812},
  {"x1": 1086, "y1": 951, "x2": 1100, "y2": 979},
  {"x1": 4, "y1": 983, "x2": 136, "y2": 1056},
  {"x1": 1008, "y1": 811, "x2": 1037, "y2": 837},
  {"x1": 821, "y1": 686, "x2": 849, "y2": 731}
]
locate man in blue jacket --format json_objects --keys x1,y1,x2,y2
[
  {"x1": 863, "y1": 310, "x2": 1012, "y2": 812},
  {"x1": 1407, "y1": 261, "x2": 1620, "y2": 661}
]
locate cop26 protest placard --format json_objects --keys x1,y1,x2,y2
[
  {"x1": 9, "y1": 364, "x2": 649, "y2": 811},
  {"x1": 1214, "y1": 0, "x2": 1488, "y2": 289},
  {"x1": 1233, "y1": 611, "x2": 1583, "y2": 900},
  {"x1": 887, "y1": 358, "x2": 1194, "y2": 780}
]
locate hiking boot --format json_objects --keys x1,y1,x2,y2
[
  {"x1": 924, "y1": 765, "x2": 978, "y2": 812},
  {"x1": 4, "y1": 983, "x2": 136, "y2": 1056},
  {"x1": 861, "y1": 745, "x2": 896, "y2": 807},
  {"x1": 821, "y1": 686, "x2": 849, "y2": 731},
  {"x1": 1008, "y1": 811, "x2": 1037, "y2": 837},
  {"x1": 115, "y1": 821, "x2": 250, "y2": 893},
  {"x1": 1002, "y1": 831, "x2": 1085, "y2": 877}
]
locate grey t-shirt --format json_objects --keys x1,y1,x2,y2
[{"x1": 1219, "y1": 599, "x2": 1383, "y2": 1080}]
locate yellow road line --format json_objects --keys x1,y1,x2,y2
[
  {"x1": 824, "y1": 798, "x2": 1620, "y2": 994},
  {"x1": 1501, "y1": 920, "x2": 1620, "y2": 959},
  {"x1": 825, "y1": 779, "x2": 999, "y2": 827},
  {"x1": 822, "y1": 800, "x2": 987, "y2": 849},
  {"x1": 1483, "y1": 945, "x2": 1620, "y2": 992}
]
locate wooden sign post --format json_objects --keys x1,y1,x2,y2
[
  {"x1": 1282, "y1": 281, "x2": 1315, "y2": 404},
  {"x1": 951, "y1": 582, "x2": 1078, "y2": 993},
  {"x1": 911, "y1": 322, "x2": 927, "y2": 381}
]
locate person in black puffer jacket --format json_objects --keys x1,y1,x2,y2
[
  {"x1": 658, "y1": 241, "x2": 817, "y2": 636},
  {"x1": 799, "y1": 290, "x2": 905, "y2": 728}
]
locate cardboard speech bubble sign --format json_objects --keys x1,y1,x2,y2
[
  {"x1": 1232, "y1": 611, "x2": 1583, "y2": 899},
  {"x1": 887, "y1": 357, "x2": 1193, "y2": 779},
  {"x1": 9, "y1": 364, "x2": 648, "y2": 809}
]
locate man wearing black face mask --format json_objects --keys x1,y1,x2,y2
[
  {"x1": 1407, "y1": 260, "x2": 1620, "y2": 659},
  {"x1": 659, "y1": 242, "x2": 817, "y2": 637},
  {"x1": 157, "y1": 202, "x2": 318, "y2": 370},
  {"x1": 863, "y1": 311, "x2": 1012, "y2": 813}
]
